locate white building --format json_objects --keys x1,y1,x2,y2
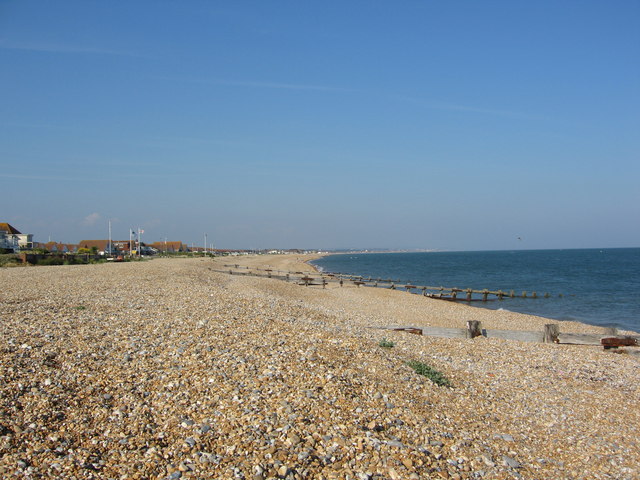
[{"x1": 0, "y1": 223, "x2": 34, "y2": 252}]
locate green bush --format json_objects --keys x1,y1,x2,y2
[
  {"x1": 406, "y1": 360, "x2": 452, "y2": 387},
  {"x1": 36, "y1": 257, "x2": 65, "y2": 266},
  {"x1": 0, "y1": 254, "x2": 21, "y2": 267},
  {"x1": 379, "y1": 338, "x2": 395, "y2": 348}
]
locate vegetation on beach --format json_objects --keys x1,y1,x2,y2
[
  {"x1": 378, "y1": 338, "x2": 395, "y2": 348},
  {"x1": 406, "y1": 360, "x2": 452, "y2": 387},
  {"x1": 0, "y1": 254, "x2": 21, "y2": 267}
]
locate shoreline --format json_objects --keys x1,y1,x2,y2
[
  {"x1": 1, "y1": 256, "x2": 638, "y2": 479},
  {"x1": 301, "y1": 252, "x2": 639, "y2": 336}
]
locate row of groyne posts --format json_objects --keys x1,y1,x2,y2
[
  {"x1": 221, "y1": 265, "x2": 556, "y2": 301},
  {"x1": 219, "y1": 264, "x2": 639, "y2": 350}
]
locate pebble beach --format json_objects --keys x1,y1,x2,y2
[{"x1": 1, "y1": 255, "x2": 638, "y2": 480}]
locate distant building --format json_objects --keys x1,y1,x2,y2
[
  {"x1": 148, "y1": 241, "x2": 188, "y2": 253},
  {"x1": 77, "y1": 240, "x2": 114, "y2": 255},
  {"x1": 43, "y1": 242, "x2": 77, "y2": 253},
  {"x1": 0, "y1": 223, "x2": 34, "y2": 252}
]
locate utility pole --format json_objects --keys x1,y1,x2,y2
[{"x1": 204, "y1": 233, "x2": 208, "y2": 257}]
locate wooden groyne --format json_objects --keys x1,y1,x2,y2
[
  {"x1": 379, "y1": 321, "x2": 640, "y2": 350},
  {"x1": 217, "y1": 265, "x2": 637, "y2": 350},
  {"x1": 219, "y1": 265, "x2": 558, "y2": 302}
]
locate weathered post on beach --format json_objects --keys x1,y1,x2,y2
[
  {"x1": 510, "y1": 290, "x2": 515, "y2": 298},
  {"x1": 522, "y1": 291, "x2": 527, "y2": 298},
  {"x1": 390, "y1": 284, "x2": 396, "y2": 290},
  {"x1": 466, "y1": 320, "x2": 483, "y2": 338},
  {"x1": 451, "y1": 289, "x2": 458, "y2": 300},
  {"x1": 482, "y1": 289, "x2": 489, "y2": 302},
  {"x1": 286, "y1": 273, "x2": 290, "y2": 282},
  {"x1": 466, "y1": 288, "x2": 472, "y2": 301},
  {"x1": 532, "y1": 292, "x2": 537, "y2": 299},
  {"x1": 544, "y1": 324, "x2": 560, "y2": 344},
  {"x1": 497, "y1": 290, "x2": 504, "y2": 300}
]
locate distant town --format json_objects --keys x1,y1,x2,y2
[{"x1": 0, "y1": 222, "x2": 318, "y2": 258}]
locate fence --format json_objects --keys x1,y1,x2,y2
[
  {"x1": 380, "y1": 321, "x2": 639, "y2": 349},
  {"x1": 220, "y1": 265, "x2": 556, "y2": 301}
]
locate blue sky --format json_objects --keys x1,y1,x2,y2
[{"x1": 1, "y1": 1, "x2": 638, "y2": 250}]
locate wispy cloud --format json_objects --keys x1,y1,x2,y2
[
  {"x1": 392, "y1": 94, "x2": 542, "y2": 121},
  {"x1": 0, "y1": 39, "x2": 149, "y2": 58},
  {"x1": 0, "y1": 173, "x2": 93, "y2": 182},
  {"x1": 215, "y1": 79, "x2": 353, "y2": 92},
  {"x1": 157, "y1": 74, "x2": 353, "y2": 93},
  {"x1": 82, "y1": 212, "x2": 101, "y2": 226},
  {"x1": 0, "y1": 171, "x2": 191, "y2": 182}
]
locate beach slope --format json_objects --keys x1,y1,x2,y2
[{"x1": 1, "y1": 256, "x2": 638, "y2": 479}]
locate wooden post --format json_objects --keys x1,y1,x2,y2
[
  {"x1": 451, "y1": 290, "x2": 457, "y2": 300},
  {"x1": 510, "y1": 290, "x2": 515, "y2": 298},
  {"x1": 497, "y1": 290, "x2": 504, "y2": 300},
  {"x1": 286, "y1": 274, "x2": 290, "y2": 282},
  {"x1": 466, "y1": 289, "x2": 472, "y2": 301},
  {"x1": 466, "y1": 320, "x2": 482, "y2": 338},
  {"x1": 544, "y1": 324, "x2": 560, "y2": 344},
  {"x1": 532, "y1": 291, "x2": 537, "y2": 299},
  {"x1": 522, "y1": 291, "x2": 527, "y2": 298},
  {"x1": 482, "y1": 289, "x2": 489, "y2": 302}
]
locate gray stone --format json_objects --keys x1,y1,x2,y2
[
  {"x1": 502, "y1": 455, "x2": 521, "y2": 468},
  {"x1": 386, "y1": 440, "x2": 405, "y2": 448}
]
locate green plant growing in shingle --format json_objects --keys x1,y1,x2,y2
[
  {"x1": 406, "y1": 360, "x2": 451, "y2": 387},
  {"x1": 74, "y1": 305, "x2": 86, "y2": 311},
  {"x1": 378, "y1": 338, "x2": 395, "y2": 348}
]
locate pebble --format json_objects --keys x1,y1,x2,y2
[
  {"x1": 502, "y1": 455, "x2": 522, "y2": 468},
  {"x1": 0, "y1": 256, "x2": 637, "y2": 480}
]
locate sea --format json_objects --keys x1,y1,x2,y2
[{"x1": 311, "y1": 248, "x2": 640, "y2": 333}]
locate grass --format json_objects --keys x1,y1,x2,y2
[
  {"x1": 406, "y1": 360, "x2": 452, "y2": 387},
  {"x1": 0, "y1": 254, "x2": 21, "y2": 267},
  {"x1": 378, "y1": 338, "x2": 395, "y2": 348}
]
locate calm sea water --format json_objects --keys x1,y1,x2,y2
[{"x1": 311, "y1": 248, "x2": 640, "y2": 332}]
